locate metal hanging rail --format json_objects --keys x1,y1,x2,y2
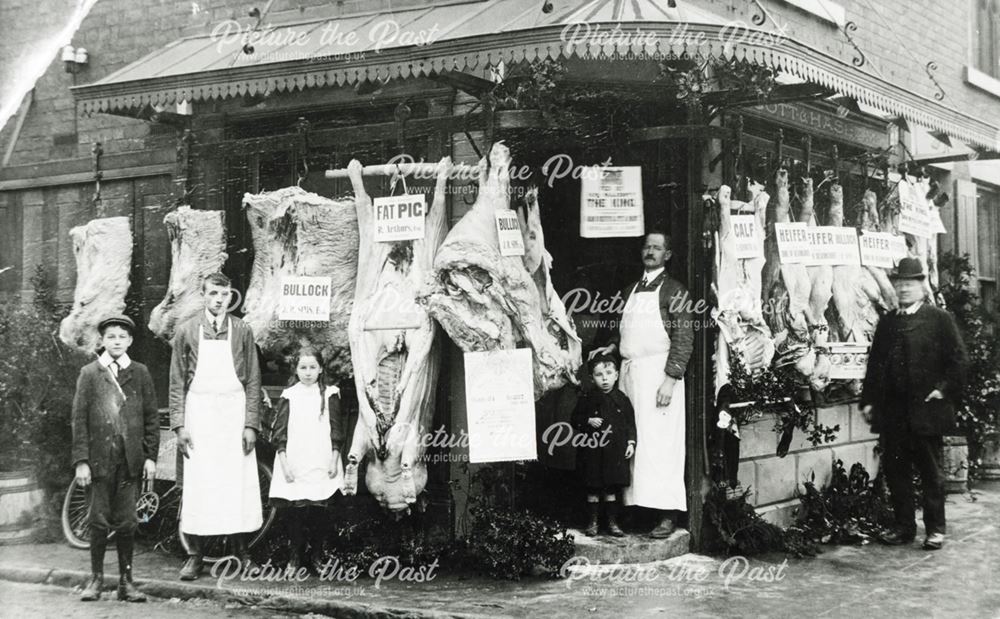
[{"x1": 324, "y1": 161, "x2": 482, "y2": 179}]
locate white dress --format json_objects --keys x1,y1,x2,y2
[
  {"x1": 620, "y1": 284, "x2": 688, "y2": 511},
  {"x1": 269, "y1": 383, "x2": 343, "y2": 503}
]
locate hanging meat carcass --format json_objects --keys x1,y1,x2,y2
[
  {"x1": 417, "y1": 142, "x2": 581, "y2": 399},
  {"x1": 342, "y1": 159, "x2": 449, "y2": 512},
  {"x1": 149, "y1": 206, "x2": 228, "y2": 341},
  {"x1": 242, "y1": 186, "x2": 359, "y2": 378},
  {"x1": 763, "y1": 169, "x2": 813, "y2": 340},
  {"x1": 858, "y1": 189, "x2": 898, "y2": 309},
  {"x1": 828, "y1": 183, "x2": 882, "y2": 342},
  {"x1": 59, "y1": 217, "x2": 132, "y2": 352},
  {"x1": 713, "y1": 184, "x2": 774, "y2": 373},
  {"x1": 799, "y1": 178, "x2": 835, "y2": 328}
]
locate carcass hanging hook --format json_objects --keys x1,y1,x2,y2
[
  {"x1": 295, "y1": 117, "x2": 310, "y2": 187},
  {"x1": 91, "y1": 142, "x2": 103, "y2": 206}
]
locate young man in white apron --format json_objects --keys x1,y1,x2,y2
[
  {"x1": 591, "y1": 230, "x2": 694, "y2": 538},
  {"x1": 169, "y1": 272, "x2": 263, "y2": 580}
]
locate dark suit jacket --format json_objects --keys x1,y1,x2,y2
[
  {"x1": 860, "y1": 304, "x2": 968, "y2": 436},
  {"x1": 609, "y1": 271, "x2": 695, "y2": 379},
  {"x1": 71, "y1": 359, "x2": 160, "y2": 478}
]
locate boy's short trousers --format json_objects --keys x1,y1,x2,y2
[{"x1": 89, "y1": 456, "x2": 139, "y2": 535}]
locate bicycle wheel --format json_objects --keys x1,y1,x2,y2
[
  {"x1": 178, "y1": 460, "x2": 278, "y2": 563},
  {"x1": 61, "y1": 478, "x2": 92, "y2": 549}
]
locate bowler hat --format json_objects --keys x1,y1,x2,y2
[
  {"x1": 98, "y1": 314, "x2": 135, "y2": 334},
  {"x1": 890, "y1": 256, "x2": 926, "y2": 280}
]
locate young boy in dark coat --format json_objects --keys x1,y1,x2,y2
[
  {"x1": 572, "y1": 354, "x2": 636, "y2": 537},
  {"x1": 71, "y1": 314, "x2": 159, "y2": 602}
]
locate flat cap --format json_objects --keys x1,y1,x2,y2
[{"x1": 98, "y1": 314, "x2": 135, "y2": 333}]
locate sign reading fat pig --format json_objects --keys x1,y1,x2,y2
[
  {"x1": 374, "y1": 194, "x2": 426, "y2": 242},
  {"x1": 278, "y1": 276, "x2": 332, "y2": 321}
]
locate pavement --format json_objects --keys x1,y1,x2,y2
[{"x1": 1, "y1": 481, "x2": 999, "y2": 618}]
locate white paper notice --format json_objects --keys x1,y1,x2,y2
[
  {"x1": 495, "y1": 210, "x2": 525, "y2": 256},
  {"x1": 773, "y1": 222, "x2": 810, "y2": 264},
  {"x1": 807, "y1": 226, "x2": 860, "y2": 266},
  {"x1": 579, "y1": 166, "x2": 645, "y2": 238},
  {"x1": 373, "y1": 194, "x2": 426, "y2": 242},
  {"x1": 465, "y1": 348, "x2": 536, "y2": 463},
  {"x1": 277, "y1": 276, "x2": 332, "y2": 321},
  {"x1": 889, "y1": 235, "x2": 909, "y2": 263},
  {"x1": 929, "y1": 206, "x2": 948, "y2": 234},
  {"x1": 730, "y1": 214, "x2": 764, "y2": 260},
  {"x1": 898, "y1": 183, "x2": 931, "y2": 238},
  {"x1": 859, "y1": 231, "x2": 896, "y2": 269}
]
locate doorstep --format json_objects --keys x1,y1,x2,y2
[{"x1": 567, "y1": 528, "x2": 690, "y2": 563}]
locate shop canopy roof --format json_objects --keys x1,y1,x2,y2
[{"x1": 71, "y1": 0, "x2": 1000, "y2": 150}]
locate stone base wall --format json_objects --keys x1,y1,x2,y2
[{"x1": 736, "y1": 403, "x2": 879, "y2": 527}]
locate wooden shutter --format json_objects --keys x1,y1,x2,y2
[{"x1": 954, "y1": 178, "x2": 980, "y2": 285}]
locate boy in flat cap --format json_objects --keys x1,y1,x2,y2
[{"x1": 71, "y1": 314, "x2": 159, "y2": 602}]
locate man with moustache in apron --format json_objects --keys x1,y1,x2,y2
[
  {"x1": 169, "y1": 272, "x2": 263, "y2": 580},
  {"x1": 591, "y1": 229, "x2": 694, "y2": 538}
]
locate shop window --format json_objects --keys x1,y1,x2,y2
[
  {"x1": 977, "y1": 185, "x2": 1000, "y2": 310},
  {"x1": 974, "y1": 0, "x2": 1000, "y2": 79}
]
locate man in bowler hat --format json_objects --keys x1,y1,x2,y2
[{"x1": 861, "y1": 257, "x2": 967, "y2": 550}]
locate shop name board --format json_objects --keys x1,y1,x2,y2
[
  {"x1": 748, "y1": 103, "x2": 887, "y2": 149},
  {"x1": 277, "y1": 275, "x2": 331, "y2": 321},
  {"x1": 580, "y1": 166, "x2": 645, "y2": 238},
  {"x1": 464, "y1": 348, "x2": 536, "y2": 463},
  {"x1": 495, "y1": 210, "x2": 525, "y2": 256},
  {"x1": 807, "y1": 226, "x2": 860, "y2": 266},
  {"x1": 730, "y1": 214, "x2": 764, "y2": 260},
  {"x1": 374, "y1": 194, "x2": 426, "y2": 242},
  {"x1": 773, "y1": 222, "x2": 810, "y2": 264}
]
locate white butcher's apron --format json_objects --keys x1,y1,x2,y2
[
  {"x1": 269, "y1": 384, "x2": 342, "y2": 502},
  {"x1": 180, "y1": 320, "x2": 263, "y2": 535},
  {"x1": 620, "y1": 284, "x2": 687, "y2": 511}
]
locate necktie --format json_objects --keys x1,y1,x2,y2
[{"x1": 110, "y1": 360, "x2": 119, "y2": 379}]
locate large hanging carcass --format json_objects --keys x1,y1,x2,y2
[
  {"x1": 341, "y1": 159, "x2": 449, "y2": 512},
  {"x1": 242, "y1": 186, "x2": 359, "y2": 379},
  {"x1": 59, "y1": 216, "x2": 132, "y2": 352},
  {"x1": 148, "y1": 206, "x2": 228, "y2": 341},
  {"x1": 417, "y1": 142, "x2": 582, "y2": 399}
]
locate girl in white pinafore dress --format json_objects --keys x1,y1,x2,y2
[{"x1": 269, "y1": 348, "x2": 344, "y2": 572}]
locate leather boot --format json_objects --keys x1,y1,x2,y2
[
  {"x1": 80, "y1": 573, "x2": 103, "y2": 602},
  {"x1": 81, "y1": 532, "x2": 107, "y2": 600},
  {"x1": 179, "y1": 534, "x2": 202, "y2": 581},
  {"x1": 605, "y1": 501, "x2": 625, "y2": 537},
  {"x1": 649, "y1": 514, "x2": 675, "y2": 539},
  {"x1": 116, "y1": 535, "x2": 146, "y2": 602},
  {"x1": 584, "y1": 503, "x2": 600, "y2": 536}
]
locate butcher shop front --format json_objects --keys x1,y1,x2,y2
[{"x1": 59, "y1": 0, "x2": 1000, "y2": 556}]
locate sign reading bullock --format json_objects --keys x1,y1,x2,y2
[{"x1": 277, "y1": 276, "x2": 332, "y2": 321}]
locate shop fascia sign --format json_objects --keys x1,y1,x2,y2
[{"x1": 745, "y1": 102, "x2": 887, "y2": 150}]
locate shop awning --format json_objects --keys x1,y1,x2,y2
[{"x1": 72, "y1": 0, "x2": 1000, "y2": 150}]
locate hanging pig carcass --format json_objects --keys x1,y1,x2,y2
[
  {"x1": 417, "y1": 142, "x2": 581, "y2": 399},
  {"x1": 242, "y1": 186, "x2": 359, "y2": 378},
  {"x1": 59, "y1": 216, "x2": 132, "y2": 352},
  {"x1": 341, "y1": 159, "x2": 449, "y2": 512},
  {"x1": 148, "y1": 206, "x2": 228, "y2": 341}
]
